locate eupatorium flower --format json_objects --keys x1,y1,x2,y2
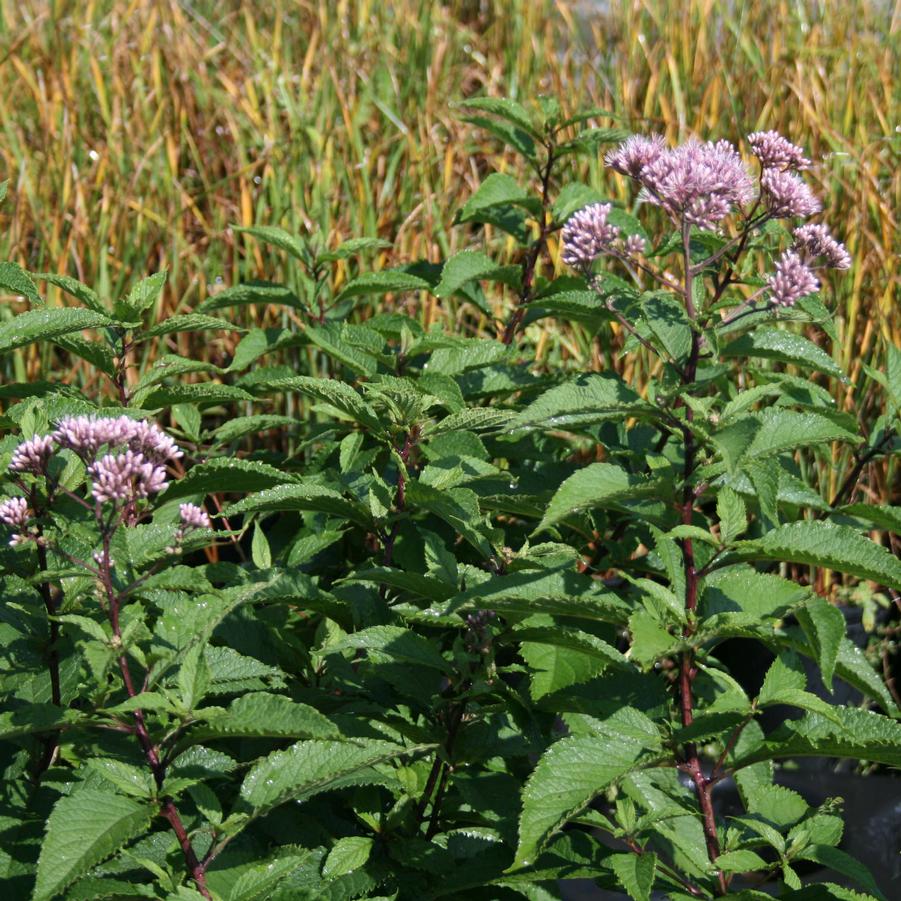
[
  {"x1": 9, "y1": 435, "x2": 54, "y2": 474},
  {"x1": 792, "y1": 224, "x2": 851, "y2": 270},
  {"x1": 760, "y1": 169, "x2": 821, "y2": 218},
  {"x1": 623, "y1": 234, "x2": 647, "y2": 256},
  {"x1": 53, "y1": 415, "x2": 184, "y2": 464},
  {"x1": 0, "y1": 496, "x2": 30, "y2": 528},
  {"x1": 179, "y1": 503, "x2": 211, "y2": 530},
  {"x1": 562, "y1": 203, "x2": 620, "y2": 267},
  {"x1": 747, "y1": 130, "x2": 811, "y2": 170},
  {"x1": 88, "y1": 451, "x2": 169, "y2": 504},
  {"x1": 605, "y1": 134, "x2": 667, "y2": 179},
  {"x1": 636, "y1": 139, "x2": 755, "y2": 230},
  {"x1": 767, "y1": 250, "x2": 820, "y2": 307}
]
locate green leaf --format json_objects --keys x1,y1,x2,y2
[
  {"x1": 197, "y1": 281, "x2": 303, "y2": 312},
  {"x1": 609, "y1": 852, "x2": 657, "y2": 901},
  {"x1": 83, "y1": 759, "x2": 155, "y2": 798},
  {"x1": 537, "y1": 462, "x2": 660, "y2": 532},
  {"x1": 223, "y1": 482, "x2": 370, "y2": 528},
  {"x1": 521, "y1": 641, "x2": 607, "y2": 699},
  {"x1": 758, "y1": 650, "x2": 806, "y2": 705},
  {"x1": 137, "y1": 382, "x2": 254, "y2": 409},
  {"x1": 224, "y1": 849, "x2": 316, "y2": 901},
  {"x1": 237, "y1": 739, "x2": 428, "y2": 818},
  {"x1": 457, "y1": 172, "x2": 540, "y2": 222},
  {"x1": 117, "y1": 271, "x2": 167, "y2": 319},
  {"x1": 732, "y1": 707, "x2": 901, "y2": 768},
  {"x1": 835, "y1": 503, "x2": 901, "y2": 534},
  {"x1": 0, "y1": 703, "x2": 81, "y2": 740},
  {"x1": 721, "y1": 328, "x2": 844, "y2": 379},
  {"x1": 796, "y1": 597, "x2": 845, "y2": 688},
  {"x1": 33, "y1": 790, "x2": 153, "y2": 901},
  {"x1": 717, "y1": 486, "x2": 747, "y2": 543},
  {"x1": 344, "y1": 566, "x2": 455, "y2": 602},
  {"x1": 405, "y1": 481, "x2": 493, "y2": 556},
  {"x1": 446, "y1": 566, "x2": 630, "y2": 623},
  {"x1": 199, "y1": 692, "x2": 338, "y2": 739},
  {"x1": 641, "y1": 292, "x2": 692, "y2": 361},
  {"x1": 35, "y1": 272, "x2": 105, "y2": 313},
  {"x1": 714, "y1": 849, "x2": 769, "y2": 873},
  {"x1": 743, "y1": 408, "x2": 862, "y2": 459},
  {"x1": 628, "y1": 610, "x2": 677, "y2": 669},
  {"x1": 512, "y1": 372, "x2": 655, "y2": 432},
  {"x1": 796, "y1": 845, "x2": 886, "y2": 901},
  {"x1": 256, "y1": 375, "x2": 382, "y2": 432},
  {"x1": 0, "y1": 260, "x2": 41, "y2": 304},
  {"x1": 457, "y1": 96, "x2": 538, "y2": 135},
  {"x1": 162, "y1": 458, "x2": 296, "y2": 500},
  {"x1": 305, "y1": 322, "x2": 378, "y2": 376},
  {"x1": 335, "y1": 269, "x2": 430, "y2": 301},
  {"x1": 142, "y1": 313, "x2": 243, "y2": 339},
  {"x1": 434, "y1": 250, "x2": 520, "y2": 299},
  {"x1": 322, "y1": 836, "x2": 374, "y2": 878},
  {"x1": 327, "y1": 625, "x2": 451, "y2": 672},
  {"x1": 512, "y1": 712, "x2": 659, "y2": 868},
  {"x1": 317, "y1": 237, "x2": 392, "y2": 262},
  {"x1": 251, "y1": 521, "x2": 272, "y2": 569},
  {"x1": 0, "y1": 307, "x2": 114, "y2": 355},
  {"x1": 233, "y1": 225, "x2": 307, "y2": 260},
  {"x1": 733, "y1": 521, "x2": 901, "y2": 589},
  {"x1": 177, "y1": 644, "x2": 211, "y2": 712}
]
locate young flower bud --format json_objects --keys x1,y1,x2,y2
[
  {"x1": 747, "y1": 130, "x2": 811, "y2": 170},
  {"x1": 561, "y1": 203, "x2": 620, "y2": 268},
  {"x1": 792, "y1": 223, "x2": 851, "y2": 270},
  {"x1": 605, "y1": 134, "x2": 667, "y2": 179},
  {"x1": 767, "y1": 250, "x2": 820, "y2": 307},
  {"x1": 9, "y1": 435, "x2": 55, "y2": 474},
  {"x1": 760, "y1": 169, "x2": 821, "y2": 219},
  {"x1": 179, "y1": 503, "x2": 211, "y2": 530},
  {"x1": 0, "y1": 496, "x2": 31, "y2": 528}
]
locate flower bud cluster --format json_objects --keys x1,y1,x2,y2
[
  {"x1": 792, "y1": 224, "x2": 851, "y2": 270},
  {"x1": 7, "y1": 415, "x2": 184, "y2": 508},
  {"x1": 747, "y1": 131, "x2": 811, "y2": 170},
  {"x1": 0, "y1": 497, "x2": 32, "y2": 547},
  {"x1": 179, "y1": 503, "x2": 211, "y2": 530},
  {"x1": 760, "y1": 168, "x2": 822, "y2": 219},
  {"x1": 561, "y1": 203, "x2": 649, "y2": 269},
  {"x1": 767, "y1": 250, "x2": 820, "y2": 307}
]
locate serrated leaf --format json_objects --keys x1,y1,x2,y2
[
  {"x1": 197, "y1": 281, "x2": 303, "y2": 312},
  {"x1": 434, "y1": 250, "x2": 521, "y2": 299},
  {"x1": 327, "y1": 625, "x2": 451, "y2": 672},
  {"x1": 405, "y1": 481, "x2": 493, "y2": 556},
  {"x1": 335, "y1": 269, "x2": 431, "y2": 301},
  {"x1": 36, "y1": 272, "x2": 105, "y2": 314},
  {"x1": 733, "y1": 521, "x2": 901, "y2": 590},
  {"x1": 641, "y1": 292, "x2": 692, "y2": 361},
  {"x1": 233, "y1": 225, "x2": 307, "y2": 260},
  {"x1": 225, "y1": 849, "x2": 316, "y2": 900},
  {"x1": 317, "y1": 237, "x2": 392, "y2": 262},
  {"x1": 743, "y1": 408, "x2": 861, "y2": 459},
  {"x1": 83, "y1": 759, "x2": 155, "y2": 798},
  {"x1": 835, "y1": 503, "x2": 901, "y2": 534},
  {"x1": 512, "y1": 713, "x2": 659, "y2": 868},
  {"x1": 424, "y1": 407, "x2": 515, "y2": 438},
  {"x1": 721, "y1": 328, "x2": 844, "y2": 379},
  {"x1": 322, "y1": 836, "x2": 374, "y2": 878},
  {"x1": 0, "y1": 260, "x2": 42, "y2": 304},
  {"x1": 458, "y1": 172, "x2": 539, "y2": 222},
  {"x1": 142, "y1": 313, "x2": 243, "y2": 339},
  {"x1": 255, "y1": 375, "x2": 382, "y2": 432},
  {"x1": 537, "y1": 462, "x2": 660, "y2": 532},
  {"x1": 137, "y1": 382, "x2": 254, "y2": 409},
  {"x1": 512, "y1": 372, "x2": 655, "y2": 432},
  {"x1": 714, "y1": 849, "x2": 769, "y2": 873},
  {"x1": 731, "y1": 707, "x2": 901, "y2": 768},
  {"x1": 200, "y1": 692, "x2": 338, "y2": 739},
  {"x1": 796, "y1": 597, "x2": 844, "y2": 688},
  {"x1": 119, "y1": 271, "x2": 167, "y2": 319},
  {"x1": 237, "y1": 739, "x2": 428, "y2": 818},
  {"x1": 223, "y1": 482, "x2": 370, "y2": 527},
  {"x1": 162, "y1": 458, "x2": 297, "y2": 500},
  {"x1": 445, "y1": 566, "x2": 630, "y2": 623},
  {"x1": 796, "y1": 845, "x2": 886, "y2": 901},
  {"x1": 458, "y1": 96, "x2": 538, "y2": 135},
  {"x1": 0, "y1": 307, "x2": 114, "y2": 355},
  {"x1": 609, "y1": 852, "x2": 656, "y2": 901},
  {"x1": 717, "y1": 486, "x2": 747, "y2": 543},
  {"x1": 33, "y1": 790, "x2": 153, "y2": 901}
]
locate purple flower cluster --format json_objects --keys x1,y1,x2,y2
[
  {"x1": 767, "y1": 250, "x2": 820, "y2": 307},
  {"x1": 747, "y1": 131, "x2": 811, "y2": 170},
  {"x1": 792, "y1": 223, "x2": 851, "y2": 270},
  {"x1": 760, "y1": 168, "x2": 822, "y2": 219},
  {"x1": 9, "y1": 435, "x2": 55, "y2": 474},
  {"x1": 8, "y1": 415, "x2": 184, "y2": 507},
  {"x1": 561, "y1": 203, "x2": 620, "y2": 267},
  {"x1": 88, "y1": 450, "x2": 170, "y2": 504},
  {"x1": 607, "y1": 137, "x2": 754, "y2": 231},
  {"x1": 0, "y1": 497, "x2": 32, "y2": 547},
  {"x1": 179, "y1": 503, "x2": 211, "y2": 530}
]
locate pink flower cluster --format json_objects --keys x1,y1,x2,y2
[
  {"x1": 767, "y1": 250, "x2": 820, "y2": 307},
  {"x1": 561, "y1": 203, "x2": 647, "y2": 269},
  {"x1": 792, "y1": 224, "x2": 851, "y2": 270},
  {"x1": 8, "y1": 415, "x2": 183, "y2": 506},
  {"x1": 606, "y1": 136, "x2": 754, "y2": 231},
  {"x1": 179, "y1": 503, "x2": 211, "y2": 530},
  {"x1": 747, "y1": 131, "x2": 811, "y2": 170},
  {"x1": 0, "y1": 497, "x2": 32, "y2": 547},
  {"x1": 760, "y1": 168, "x2": 821, "y2": 219}
]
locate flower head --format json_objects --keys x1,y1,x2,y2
[
  {"x1": 747, "y1": 130, "x2": 811, "y2": 170},
  {"x1": 760, "y1": 169, "x2": 821, "y2": 219},
  {"x1": 127, "y1": 420, "x2": 183, "y2": 463},
  {"x1": 88, "y1": 450, "x2": 169, "y2": 504},
  {"x1": 9, "y1": 435, "x2": 55, "y2": 474},
  {"x1": 792, "y1": 224, "x2": 851, "y2": 270},
  {"x1": 179, "y1": 503, "x2": 211, "y2": 530},
  {"x1": 561, "y1": 203, "x2": 620, "y2": 268},
  {"x1": 622, "y1": 234, "x2": 647, "y2": 256},
  {"x1": 767, "y1": 250, "x2": 820, "y2": 307},
  {"x1": 54, "y1": 415, "x2": 131, "y2": 458},
  {"x1": 637, "y1": 139, "x2": 755, "y2": 230},
  {"x1": 605, "y1": 134, "x2": 667, "y2": 179},
  {"x1": 0, "y1": 496, "x2": 30, "y2": 528}
]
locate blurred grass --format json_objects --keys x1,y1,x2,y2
[{"x1": 0, "y1": 0, "x2": 898, "y2": 498}]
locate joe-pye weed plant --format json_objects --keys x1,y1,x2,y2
[{"x1": 0, "y1": 103, "x2": 899, "y2": 900}]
